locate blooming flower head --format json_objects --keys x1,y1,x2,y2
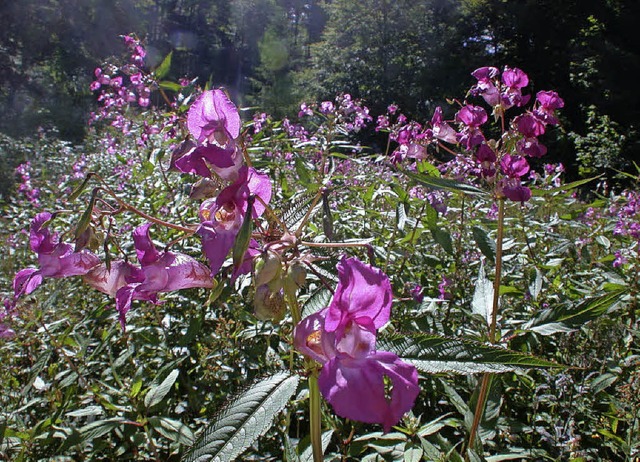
[
  {"x1": 89, "y1": 224, "x2": 213, "y2": 328},
  {"x1": 198, "y1": 166, "x2": 272, "y2": 275},
  {"x1": 294, "y1": 257, "x2": 419, "y2": 432},
  {"x1": 12, "y1": 212, "x2": 101, "y2": 302},
  {"x1": 187, "y1": 89, "x2": 241, "y2": 146}
]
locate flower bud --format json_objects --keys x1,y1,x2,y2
[
  {"x1": 254, "y1": 250, "x2": 282, "y2": 287},
  {"x1": 254, "y1": 284, "x2": 285, "y2": 322}
]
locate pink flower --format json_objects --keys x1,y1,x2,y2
[
  {"x1": 12, "y1": 213, "x2": 101, "y2": 301},
  {"x1": 102, "y1": 224, "x2": 213, "y2": 328},
  {"x1": 197, "y1": 166, "x2": 272, "y2": 275},
  {"x1": 187, "y1": 89, "x2": 241, "y2": 146},
  {"x1": 294, "y1": 257, "x2": 419, "y2": 432},
  {"x1": 456, "y1": 105, "x2": 488, "y2": 128},
  {"x1": 431, "y1": 107, "x2": 458, "y2": 144}
]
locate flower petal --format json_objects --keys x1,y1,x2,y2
[
  {"x1": 319, "y1": 351, "x2": 419, "y2": 433},
  {"x1": 325, "y1": 257, "x2": 392, "y2": 333}
]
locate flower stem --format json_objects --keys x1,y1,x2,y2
[
  {"x1": 309, "y1": 372, "x2": 323, "y2": 462},
  {"x1": 466, "y1": 198, "x2": 505, "y2": 456}
]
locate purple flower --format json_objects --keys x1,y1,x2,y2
[
  {"x1": 515, "y1": 113, "x2": 546, "y2": 138},
  {"x1": 12, "y1": 212, "x2": 101, "y2": 301},
  {"x1": 197, "y1": 166, "x2": 272, "y2": 275},
  {"x1": 294, "y1": 257, "x2": 419, "y2": 432},
  {"x1": 456, "y1": 105, "x2": 488, "y2": 128},
  {"x1": 171, "y1": 139, "x2": 243, "y2": 181},
  {"x1": 502, "y1": 67, "x2": 529, "y2": 89},
  {"x1": 431, "y1": 107, "x2": 458, "y2": 144},
  {"x1": 187, "y1": 89, "x2": 241, "y2": 146},
  {"x1": 104, "y1": 224, "x2": 214, "y2": 328},
  {"x1": 471, "y1": 67, "x2": 501, "y2": 106},
  {"x1": 534, "y1": 90, "x2": 564, "y2": 125}
]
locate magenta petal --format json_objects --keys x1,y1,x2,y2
[
  {"x1": 30, "y1": 212, "x2": 55, "y2": 253},
  {"x1": 161, "y1": 252, "x2": 213, "y2": 291},
  {"x1": 187, "y1": 89, "x2": 241, "y2": 143},
  {"x1": 294, "y1": 309, "x2": 334, "y2": 364},
  {"x1": 133, "y1": 224, "x2": 161, "y2": 266},
  {"x1": 197, "y1": 222, "x2": 238, "y2": 276},
  {"x1": 319, "y1": 351, "x2": 419, "y2": 433},
  {"x1": 40, "y1": 248, "x2": 100, "y2": 278},
  {"x1": 83, "y1": 261, "x2": 144, "y2": 297},
  {"x1": 13, "y1": 268, "x2": 43, "y2": 297},
  {"x1": 325, "y1": 257, "x2": 392, "y2": 333}
]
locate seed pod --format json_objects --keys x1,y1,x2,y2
[
  {"x1": 254, "y1": 284, "x2": 285, "y2": 322},
  {"x1": 254, "y1": 250, "x2": 282, "y2": 287}
]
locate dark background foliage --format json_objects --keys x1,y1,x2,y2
[{"x1": 1, "y1": 0, "x2": 639, "y2": 181}]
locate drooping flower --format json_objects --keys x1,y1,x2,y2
[
  {"x1": 94, "y1": 224, "x2": 214, "y2": 328},
  {"x1": 187, "y1": 89, "x2": 241, "y2": 146},
  {"x1": 12, "y1": 212, "x2": 101, "y2": 302},
  {"x1": 294, "y1": 257, "x2": 419, "y2": 432},
  {"x1": 198, "y1": 166, "x2": 272, "y2": 275}
]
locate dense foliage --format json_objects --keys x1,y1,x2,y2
[{"x1": 1, "y1": 35, "x2": 639, "y2": 461}]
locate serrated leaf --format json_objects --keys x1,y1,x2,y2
[
  {"x1": 145, "y1": 369, "x2": 179, "y2": 409},
  {"x1": 379, "y1": 333, "x2": 563, "y2": 374},
  {"x1": 149, "y1": 416, "x2": 194, "y2": 445},
  {"x1": 182, "y1": 372, "x2": 299, "y2": 462},
  {"x1": 523, "y1": 289, "x2": 626, "y2": 335},
  {"x1": 472, "y1": 261, "x2": 494, "y2": 328},
  {"x1": 432, "y1": 228, "x2": 453, "y2": 254},
  {"x1": 154, "y1": 51, "x2": 173, "y2": 80},
  {"x1": 79, "y1": 418, "x2": 127, "y2": 442},
  {"x1": 301, "y1": 287, "x2": 333, "y2": 318},
  {"x1": 472, "y1": 226, "x2": 495, "y2": 263},
  {"x1": 403, "y1": 170, "x2": 486, "y2": 196},
  {"x1": 66, "y1": 406, "x2": 104, "y2": 418},
  {"x1": 396, "y1": 202, "x2": 407, "y2": 231}
]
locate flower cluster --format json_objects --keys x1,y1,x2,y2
[
  {"x1": 381, "y1": 66, "x2": 564, "y2": 203},
  {"x1": 294, "y1": 257, "x2": 420, "y2": 432}
]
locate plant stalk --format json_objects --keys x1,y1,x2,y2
[
  {"x1": 466, "y1": 198, "x2": 505, "y2": 455},
  {"x1": 309, "y1": 372, "x2": 323, "y2": 462}
]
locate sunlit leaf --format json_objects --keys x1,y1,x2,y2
[{"x1": 182, "y1": 372, "x2": 299, "y2": 462}]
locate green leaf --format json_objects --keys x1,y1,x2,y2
[
  {"x1": 379, "y1": 333, "x2": 563, "y2": 374},
  {"x1": 403, "y1": 170, "x2": 486, "y2": 196},
  {"x1": 472, "y1": 261, "x2": 494, "y2": 328},
  {"x1": 182, "y1": 372, "x2": 300, "y2": 462},
  {"x1": 145, "y1": 369, "x2": 179, "y2": 409},
  {"x1": 396, "y1": 202, "x2": 407, "y2": 231},
  {"x1": 79, "y1": 418, "x2": 127, "y2": 442},
  {"x1": 432, "y1": 228, "x2": 453, "y2": 254},
  {"x1": 530, "y1": 175, "x2": 602, "y2": 196},
  {"x1": 472, "y1": 225, "x2": 495, "y2": 263},
  {"x1": 68, "y1": 173, "x2": 94, "y2": 201},
  {"x1": 294, "y1": 157, "x2": 312, "y2": 187},
  {"x1": 523, "y1": 289, "x2": 626, "y2": 335},
  {"x1": 74, "y1": 189, "x2": 97, "y2": 240},
  {"x1": 232, "y1": 196, "x2": 254, "y2": 270},
  {"x1": 154, "y1": 51, "x2": 173, "y2": 80},
  {"x1": 298, "y1": 430, "x2": 333, "y2": 462},
  {"x1": 149, "y1": 416, "x2": 194, "y2": 446},
  {"x1": 159, "y1": 80, "x2": 183, "y2": 92}
]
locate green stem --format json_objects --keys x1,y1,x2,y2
[
  {"x1": 309, "y1": 372, "x2": 323, "y2": 462},
  {"x1": 466, "y1": 199, "x2": 505, "y2": 457}
]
